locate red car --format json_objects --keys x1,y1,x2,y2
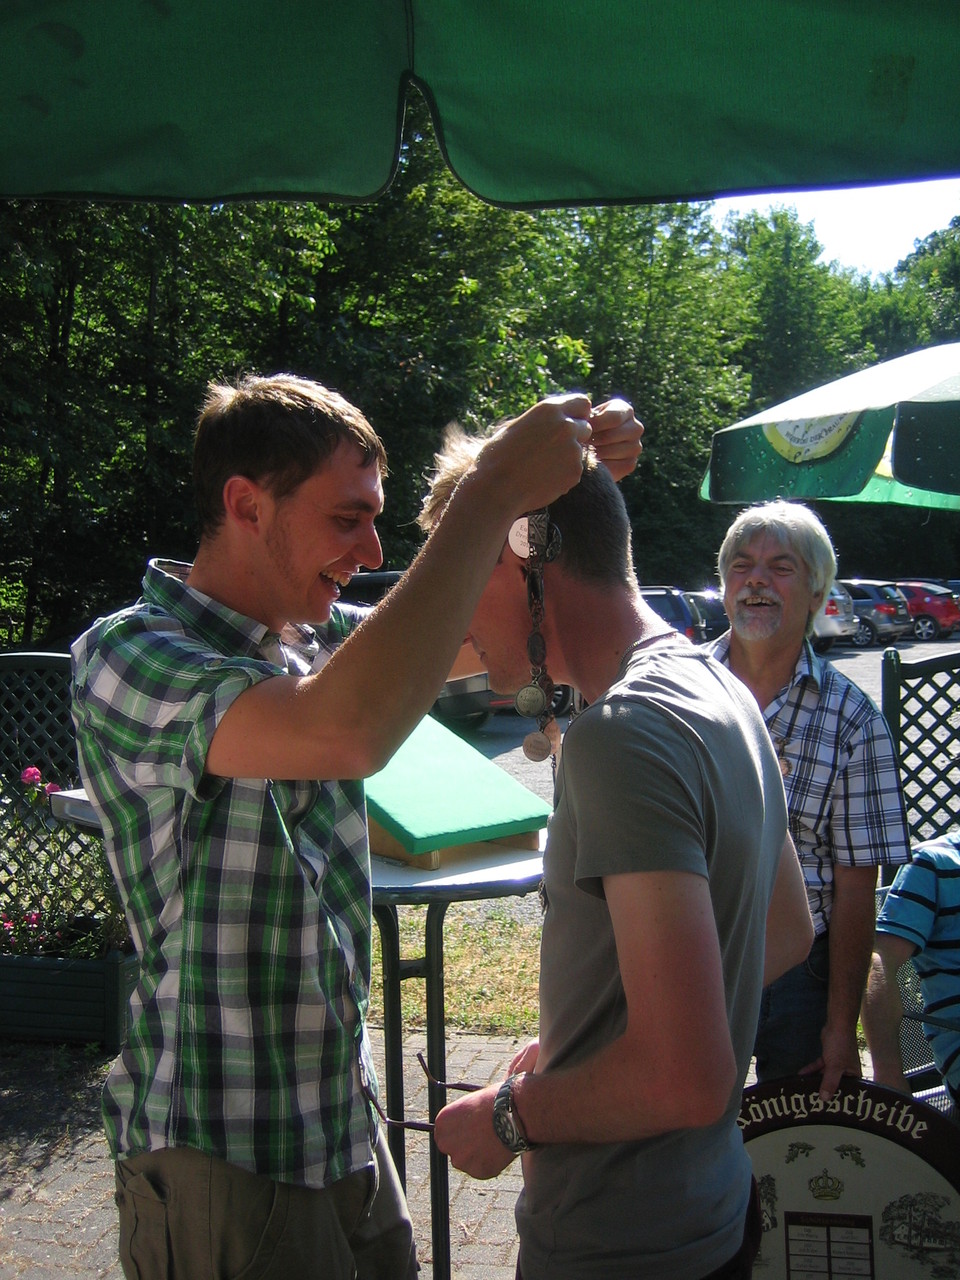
[{"x1": 895, "y1": 581, "x2": 960, "y2": 642}]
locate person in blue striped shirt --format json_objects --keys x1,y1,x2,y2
[{"x1": 862, "y1": 834, "x2": 960, "y2": 1106}]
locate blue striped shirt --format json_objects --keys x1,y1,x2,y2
[{"x1": 877, "y1": 835, "x2": 960, "y2": 1093}]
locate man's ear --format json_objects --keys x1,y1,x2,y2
[{"x1": 222, "y1": 475, "x2": 265, "y2": 536}]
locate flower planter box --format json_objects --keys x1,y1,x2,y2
[{"x1": 0, "y1": 950, "x2": 139, "y2": 1054}]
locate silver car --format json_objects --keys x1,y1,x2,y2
[
  {"x1": 811, "y1": 582, "x2": 858, "y2": 652},
  {"x1": 840, "y1": 579, "x2": 914, "y2": 648}
]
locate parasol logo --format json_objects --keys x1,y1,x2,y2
[
  {"x1": 763, "y1": 413, "x2": 858, "y2": 464},
  {"x1": 875, "y1": 433, "x2": 894, "y2": 478}
]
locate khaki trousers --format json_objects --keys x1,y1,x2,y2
[{"x1": 114, "y1": 1129, "x2": 417, "y2": 1280}]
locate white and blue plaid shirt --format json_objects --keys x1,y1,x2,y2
[{"x1": 707, "y1": 634, "x2": 910, "y2": 935}]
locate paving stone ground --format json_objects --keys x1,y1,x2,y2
[
  {"x1": 0, "y1": 1032, "x2": 879, "y2": 1280},
  {"x1": 0, "y1": 1029, "x2": 527, "y2": 1280}
]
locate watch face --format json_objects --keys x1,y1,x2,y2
[{"x1": 493, "y1": 1102, "x2": 521, "y2": 1151}]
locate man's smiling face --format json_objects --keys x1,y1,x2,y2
[
  {"x1": 723, "y1": 532, "x2": 822, "y2": 647},
  {"x1": 261, "y1": 441, "x2": 384, "y2": 628}
]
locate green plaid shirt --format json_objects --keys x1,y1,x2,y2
[{"x1": 71, "y1": 559, "x2": 379, "y2": 1188}]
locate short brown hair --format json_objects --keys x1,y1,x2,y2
[{"x1": 194, "y1": 373, "x2": 388, "y2": 539}]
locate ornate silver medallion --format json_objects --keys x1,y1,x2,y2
[{"x1": 515, "y1": 683, "x2": 548, "y2": 718}]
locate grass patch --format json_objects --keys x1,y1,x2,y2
[{"x1": 369, "y1": 902, "x2": 541, "y2": 1038}]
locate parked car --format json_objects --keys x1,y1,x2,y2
[
  {"x1": 685, "y1": 589, "x2": 728, "y2": 642},
  {"x1": 839, "y1": 579, "x2": 913, "y2": 648},
  {"x1": 338, "y1": 570, "x2": 494, "y2": 727},
  {"x1": 639, "y1": 586, "x2": 707, "y2": 643},
  {"x1": 811, "y1": 582, "x2": 858, "y2": 652},
  {"x1": 894, "y1": 581, "x2": 960, "y2": 641}
]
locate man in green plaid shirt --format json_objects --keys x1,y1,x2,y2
[{"x1": 70, "y1": 373, "x2": 641, "y2": 1279}]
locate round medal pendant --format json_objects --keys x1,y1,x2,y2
[
  {"x1": 507, "y1": 518, "x2": 530, "y2": 559},
  {"x1": 522, "y1": 730, "x2": 553, "y2": 762},
  {"x1": 515, "y1": 683, "x2": 548, "y2": 718}
]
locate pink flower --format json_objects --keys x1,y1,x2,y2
[
  {"x1": 44, "y1": 782, "x2": 61, "y2": 796},
  {"x1": 20, "y1": 766, "x2": 42, "y2": 786}
]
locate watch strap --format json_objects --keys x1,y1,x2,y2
[{"x1": 493, "y1": 1071, "x2": 538, "y2": 1152}]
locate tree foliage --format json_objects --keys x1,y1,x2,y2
[{"x1": 2, "y1": 99, "x2": 960, "y2": 645}]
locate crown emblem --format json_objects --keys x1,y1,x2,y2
[{"x1": 809, "y1": 1168, "x2": 843, "y2": 1201}]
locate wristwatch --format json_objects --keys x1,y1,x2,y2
[{"x1": 493, "y1": 1072, "x2": 538, "y2": 1153}]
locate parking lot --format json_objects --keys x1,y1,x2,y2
[{"x1": 466, "y1": 635, "x2": 960, "y2": 804}]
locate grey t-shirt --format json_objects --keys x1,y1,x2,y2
[{"x1": 516, "y1": 640, "x2": 786, "y2": 1280}]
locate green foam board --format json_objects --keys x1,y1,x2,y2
[{"x1": 365, "y1": 714, "x2": 551, "y2": 855}]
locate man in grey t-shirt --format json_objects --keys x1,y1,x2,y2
[{"x1": 420, "y1": 437, "x2": 813, "y2": 1280}]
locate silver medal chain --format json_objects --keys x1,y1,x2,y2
[{"x1": 516, "y1": 511, "x2": 562, "y2": 763}]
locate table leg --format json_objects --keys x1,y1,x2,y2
[
  {"x1": 372, "y1": 903, "x2": 406, "y2": 1186},
  {"x1": 424, "y1": 901, "x2": 451, "y2": 1280}
]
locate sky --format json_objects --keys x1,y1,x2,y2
[{"x1": 708, "y1": 176, "x2": 960, "y2": 278}]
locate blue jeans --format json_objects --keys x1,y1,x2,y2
[{"x1": 754, "y1": 930, "x2": 830, "y2": 1082}]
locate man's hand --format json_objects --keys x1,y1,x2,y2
[
  {"x1": 800, "y1": 1023, "x2": 864, "y2": 1100},
  {"x1": 476, "y1": 393, "x2": 592, "y2": 517},
  {"x1": 590, "y1": 399, "x2": 644, "y2": 481},
  {"x1": 509, "y1": 1038, "x2": 540, "y2": 1075},
  {"x1": 434, "y1": 1040, "x2": 538, "y2": 1178},
  {"x1": 434, "y1": 1084, "x2": 516, "y2": 1180}
]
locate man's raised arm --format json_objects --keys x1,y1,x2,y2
[{"x1": 206, "y1": 395, "x2": 593, "y2": 782}]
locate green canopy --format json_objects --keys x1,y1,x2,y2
[
  {"x1": 699, "y1": 449, "x2": 960, "y2": 510},
  {"x1": 702, "y1": 343, "x2": 960, "y2": 507},
  {"x1": 823, "y1": 472, "x2": 960, "y2": 510},
  {"x1": 2, "y1": 1, "x2": 960, "y2": 205}
]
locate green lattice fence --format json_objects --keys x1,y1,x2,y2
[
  {"x1": 0, "y1": 653, "x2": 127, "y2": 957},
  {"x1": 881, "y1": 647, "x2": 960, "y2": 846}
]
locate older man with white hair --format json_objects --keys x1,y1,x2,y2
[{"x1": 707, "y1": 500, "x2": 910, "y2": 1099}]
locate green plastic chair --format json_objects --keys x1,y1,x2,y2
[
  {"x1": 875, "y1": 645, "x2": 960, "y2": 1121},
  {"x1": 880, "y1": 646, "x2": 960, "y2": 846}
]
